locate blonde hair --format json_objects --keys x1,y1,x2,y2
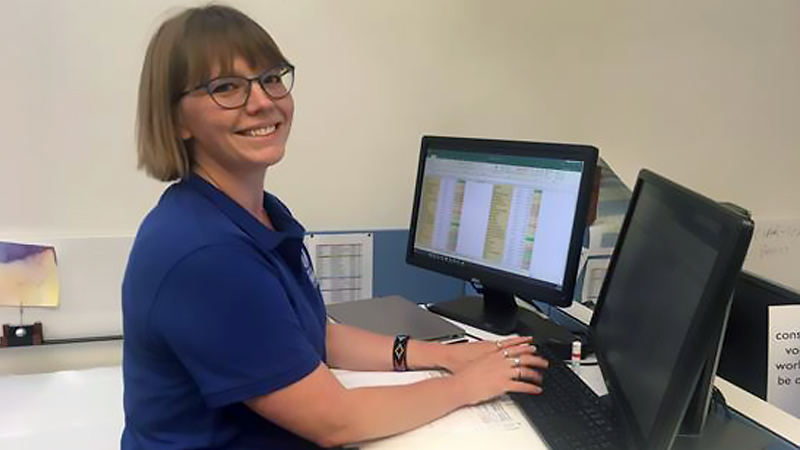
[{"x1": 136, "y1": 5, "x2": 290, "y2": 181}]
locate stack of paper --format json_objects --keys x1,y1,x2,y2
[{"x1": 332, "y1": 369, "x2": 547, "y2": 450}]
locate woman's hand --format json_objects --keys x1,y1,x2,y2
[
  {"x1": 440, "y1": 336, "x2": 535, "y2": 373},
  {"x1": 450, "y1": 339, "x2": 549, "y2": 405}
]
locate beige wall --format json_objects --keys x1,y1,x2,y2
[
  {"x1": 1, "y1": 0, "x2": 798, "y2": 237},
  {"x1": 0, "y1": 0, "x2": 798, "y2": 372},
  {"x1": 0, "y1": 341, "x2": 122, "y2": 375}
]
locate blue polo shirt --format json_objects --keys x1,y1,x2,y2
[{"x1": 122, "y1": 174, "x2": 327, "y2": 450}]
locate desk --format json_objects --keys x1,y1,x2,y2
[
  {"x1": 551, "y1": 302, "x2": 800, "y2": 447},
  {"x1": 0, "y1": 315, "x2": 797, "y2": 449},
  {"x1": 0, "y1": 366, "x2": 122, "y2": 449},
  {"x1": 437, "y1": 315, "x2": 800, "y2": 450}
]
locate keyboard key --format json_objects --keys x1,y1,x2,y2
[{"x1": 510, "y1": 345, "x2": 624, "y2": 450}]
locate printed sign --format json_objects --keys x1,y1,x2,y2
[{"x1": 767, "y1": 304, "x2": 800, "y2": 418}]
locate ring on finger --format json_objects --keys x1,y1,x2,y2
[
  {"x1": 503, "y1": 349, "x2": 509, "y2": 358},
  {"x1": 495, "y1": 341, "x2": 502, "y2": 349},
  {"x1": 516, "y1": 367, "x2": 522, "y2": 380},
  {"x1": 511, "y1": 357, "x2": 521, "y2": 368}
]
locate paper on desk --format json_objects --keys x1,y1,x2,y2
[
  {"x1": 332, "y1": 369, "x2": 548, "y2": 450},
  {"x1": 334, "y1": 369, "x2": 434, "y2": 389}
]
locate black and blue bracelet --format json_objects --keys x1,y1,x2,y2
[{"x1": 392, "y1": 334, "x2": 410, "y2": 371}]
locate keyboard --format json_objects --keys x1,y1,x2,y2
[{"x1": 510, "y1": 345, "x2": 625, "y2": 450}]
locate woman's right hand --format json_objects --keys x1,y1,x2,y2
[{"x1": 451, "y1": 339, "x2": 549, "y2": 405}]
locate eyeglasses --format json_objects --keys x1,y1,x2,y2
[{"x1": 182, "y1": 65, "x2": 295, "y2": 109}]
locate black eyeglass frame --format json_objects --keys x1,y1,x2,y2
[{"x1": 179, "y1": 64, "x2": 295, "y2": 110}]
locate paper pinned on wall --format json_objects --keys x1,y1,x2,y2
[
  {"x1": 581, "y1": 253, "x2": 611, "y2": 306},
  {"x1": 0, "y1": 241, "x2": 60, "y2": 308},
  {"x1": 744, "y1": 218, "x2": 800, "y2": 291},
  {"x1": 304, "y1": 232, "x2": 373, "y2": 304}
]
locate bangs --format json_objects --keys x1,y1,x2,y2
[{"x1": 179, "y1": 7, "x2": 289, "y2": 90}]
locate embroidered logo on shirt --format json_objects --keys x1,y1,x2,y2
[{"x1": 300, "y1": 247, "x2": 320, "y2": 290}]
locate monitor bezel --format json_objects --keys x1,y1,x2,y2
[
  {"x1": 589, "y1": 169, "x2": 754, "y2": 450},
  {"x1": 406, "y1": 135, "x2": 598, "y2": 307}
]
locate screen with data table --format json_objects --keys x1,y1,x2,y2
[{"x1": 413, "y1": 149, "x2": 583, "y2": 289}]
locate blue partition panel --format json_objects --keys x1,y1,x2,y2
[
  {"x1": 309, "y1": 229, "x2": 464, "y2": 305},
  {"x1": 372, "y1": 229, "x2": 464, "y2": 304}
]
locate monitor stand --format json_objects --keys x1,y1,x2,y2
[
  {"x1": 428, "y1": 287, "x2": 575, "y2": 347},
  {"x1": 680, "y1": 293, "x2": 734, "y2": 435}
]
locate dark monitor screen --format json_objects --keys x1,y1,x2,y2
[
  {"x1": 590, "y1": 170, "x2": 753, "y2": 450},
  {"x1": 406, "y1": 136, "x2": 597, "y2": 336}
]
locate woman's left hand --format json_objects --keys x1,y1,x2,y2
[{"x1": 440, "y1": 336, "x2": 535, "y2": 373}]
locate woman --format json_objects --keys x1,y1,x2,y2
[{"x1": 123, "y1": 5, "x2": 548, "y2": 449}]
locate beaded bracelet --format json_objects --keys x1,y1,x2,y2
[{"x1": 392, "y1": 334, "x2": 410, "y2": 371}]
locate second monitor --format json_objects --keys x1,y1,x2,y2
[{"x1": 406, "y1": 136, "x2": 598, "y2": 340}]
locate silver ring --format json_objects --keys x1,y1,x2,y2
[
  {"x1": 503, "y1": 349, "x2": 509, "y2": 358},
  {"x1": 512, "y1": 357, "x2": 521, "y2": 368},
  {"x1": 495, "y1": 341, "x2": 502, "y2": 349}
]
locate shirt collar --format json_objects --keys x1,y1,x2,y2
[{"x1": 183, "y1": 173, "x2": 305, "y2": 251}]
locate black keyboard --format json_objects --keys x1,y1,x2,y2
[{"x1": 510, "y1": 345, "x2": 625, "y2": 450}]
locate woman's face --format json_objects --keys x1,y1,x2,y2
[{"x1": 178, "y1": 57, "x2": 294, "y2": 175}]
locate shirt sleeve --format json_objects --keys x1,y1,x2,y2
[{"x1": 151, "y1": 244, "x2": 322, "y2": 408}]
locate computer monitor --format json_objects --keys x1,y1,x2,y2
[
  {"x1": 406, "y1": 136, "x2": 598, "y2": 338},
  {"x1": 589, "y1": 169, "x2": 753, "y2": 449}
]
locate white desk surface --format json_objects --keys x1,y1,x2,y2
[
  {"x1": 0, "y1": 308, "x2": 797, "y2": 449},
  {"x1": 0, "y1": 366, "x2": 123, "y2": 450}
]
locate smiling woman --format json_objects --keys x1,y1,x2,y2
[
  {"x1": 136, "y1": 5, "x2": 293, "y2": 185},
  {"x1": 123, "y1": 4, "x2": 548, "y2": 450}
]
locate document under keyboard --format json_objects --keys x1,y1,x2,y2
[{"x1": 510, "y1": 345, "x2": 625, "y2": 450}]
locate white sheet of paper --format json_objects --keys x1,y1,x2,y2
[
  {"x1": 767, "y1": 304, "x2": 800, "y2": 418},
  {"x1": 333, "y1": 369, "x2": 435, "y2": 389},
  {"x1": 331, "y1": 369, "x2": 548, "y2": 450},
  {"x1": 581, "y1": 253, "x2": 611, "y2": 305},
  {"x1": 744, "y1": 218, "x2": 800, "y2": 292},
  {"x1": 304, "y1": 233, "x2": 373, "y2": 304}
]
